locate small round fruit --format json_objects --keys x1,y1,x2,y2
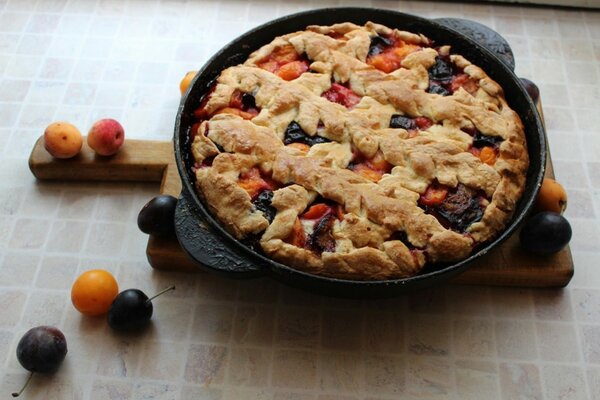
[
  {"x1": 179, "y1": 71, "x2": 197, "y2": 95},
  {"x1": 108, "y1": 289, "x2": 153, "y2": 331},
  {"x1": 71, "y1": 269, "x2": 119, "y2": 316},
  {"x1": 520, "y1": 77, "x2": 539, "y2": 103},
  {"x1": 108, "y1": 286, "x2": 175, "y2": 331},
  {"x1": 43, "y1": 121, "x2": 83, "y2": 159},
  {"x1": 137, "y1": 195, "x2": 177, "y2": 238},
  {"x1": 520, "y1": 212, "x2": 572, "y2": 256},
  {"x1": 16, "y1": 326, "x2": 67, "y2": 373},
  {"x1": 87, "y1": 118, "x2": 125, "y2": 156},
  {"x1": 535, "y1": 178, "x2": 567, "y2": 214}
]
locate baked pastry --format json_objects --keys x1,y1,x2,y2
[{"x1": 189, "y1": 22, "x2": 528, "y2": 280}]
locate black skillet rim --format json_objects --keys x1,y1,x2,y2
[{"x1": 174, "y1": 7, "x2": 546, "y2": 291}]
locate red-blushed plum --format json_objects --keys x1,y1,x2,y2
[{"x1": 87, "y1": 118, "x2": 125, "y2": 156}]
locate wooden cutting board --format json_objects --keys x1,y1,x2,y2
[{"x1": 28, "y1": 109, "x2": 574, "y2": 288}]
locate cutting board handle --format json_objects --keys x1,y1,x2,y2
[{"x1": 174, "y1": 188, "x2": 266, "y2": 278}]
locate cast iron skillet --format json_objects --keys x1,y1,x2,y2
[{"x1": 173, "y1": 8, "x2": 545, "y2": 298}]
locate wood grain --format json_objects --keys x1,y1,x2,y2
[
  {"x1": 29, "y1": 136, "x2": 173, "y2": 183},
  {"x1": 28, "y1": 107, "x2": 575, "y2": 287}
]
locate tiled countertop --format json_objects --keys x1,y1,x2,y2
[{"x1": 1, "y1": 1, "x2": 599, "y2": 399}]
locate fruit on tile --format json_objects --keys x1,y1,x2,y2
[
  {"x1": 137, "y1": 195, "x2": 177, "y2": 238},
  {"x1": 12, "y1": 326, "x2": 67, "y2": 397},
  {"x1": 535, "y1": 178, "x2": 567, "y2": 214},
  {"x1": 108, "y1": 286, "x2": 175, "y2": 331},
  {"x1": 519, "y1": 212, "x2": 572, "y2": 256},
  {"x1": 71, "y1": 269, "x2": 119, "y2": 316},
  {"x1": 180, "y1": 71, "x2": 197, "y2": 95},
  {"x1": 43, "y1": 121, "x2": 83, "y2": 159},
  {"x1": 519, "y1": 77, "x2": 539, "y2": 103},
  {"x1": 87, "y1": 118, "x2": 125, "y2": 156}
]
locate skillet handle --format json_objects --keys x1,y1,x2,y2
[
  {"x1": 174, "y1": 190, "x2": 266, "y2": 278},
  {"x1": 433, "y1": 17, "x2": 515, "y2": 71}
]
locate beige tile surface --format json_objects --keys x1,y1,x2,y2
[{"x1": 1, "y1": 1, "x2": 599, "y2": 399}]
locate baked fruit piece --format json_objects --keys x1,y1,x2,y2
[{"x1": 189, "y1": 22, "x2": 528, "y2": 280}]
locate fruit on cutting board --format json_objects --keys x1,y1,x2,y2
[
  {"x1": 520, "y1": 211, "x2": 572, "y2": 256},
  {"x1": 137, "y1": 195, "x2": 177, "y2": 238},
  {"x1": 535, "y1": 178, "x2": 567, "y2": 214},
  {"x1": 180, "y1": 71, "x2": 197, "y2": 95},
  {"x1": 43, "y1": 121, "x2": 83, "y2": 159},
  {"x1": 108, "y1": 286, "x2": 175, "y2": 331},
  {"x1": 87, "y1": 118, "x2": 125, "y2": 156},
  {"x1": 71, "y1": 269, "x2": 119, "y2": 316},
  {"x1": 12, "y1": 326, "x2": 67, "y2": 397}
]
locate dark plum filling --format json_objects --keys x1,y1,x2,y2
[
  {"x1": 390, "y1": 115, "x2": 416, "y2": 130},
  {"x1": 472, "y1": 131, "x2": 503, "y2": 148},
  {"x1": 437, "y1": 185, "x2": 484, "y2": 232},
  {"x1": 241, "y1": 93, "x2": 256, "y2": 109},
  {"x1": 428, "y1": 56, "x2": 454, "y2": 82},
  {"x1": 283, "y1": 121, "x2": 330, "y2": 146},
  {"x1": 285, "y1": 202, "x2": 342, "y2": 254},
  {"x1": 420, "y1": 184, "x2": 485, "y2": 232},
  {"x1": 253, "y1": 190, "x2": 276, "y2": 223},
  {"x1": 367, "y1": 35, "x2": 394, "y2": 57},
  {"x1": 389, "y1": 115, "x2": 433, "y2": 132},
  {"x1": 428, "y1": 84, "x2": 450, "y2": 96},
  {"x1": 427, "y1": 56, "x2": 455, "y2": 96},
  {"x1": 307, "y1": 213, "x2": 336, "y2": 254},
  {"x1": 427, "y1": 56, "x2": 479, "y2": 96}
]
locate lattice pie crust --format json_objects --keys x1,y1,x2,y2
[{"x1": 190, "y1": 22, "x2": 528, "y2": 280}]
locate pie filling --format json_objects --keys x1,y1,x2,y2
[
  {"x1": 427, "y1": 56, "x2": 479, "y2": 96},
  {"x1": 256, "y1": 44, "x2": 311, "y2": 80},
  {"x1": 285, "y1": 202, "x2": 342, "y2": 255},
  {"x1": 366, "y1": 34, "x2": 422, "y2": 73},
  {"x1": 419, "y1": 183, "x2": 486, "y2": 233},
  {"x1": 188, "y1": 22, "x2": 529, "y2": 280},
  {"x1": 322, "y1": 82, "x2": 362, "y2": 109},
  {"x1": 348, "y1": 150, "x2": 392, "y2": 182},
  {"x1": 283, "y1": 121, "x2": 331, "y2": 146}
]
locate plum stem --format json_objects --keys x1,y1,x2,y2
[
  {"x1": 146, "y1": 285, "x2": 176, "y2": 303},
  {"x1": 12, "y1": 371, "x2": 33, "y2": 397}
]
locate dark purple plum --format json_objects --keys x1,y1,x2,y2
[
  {"x1": 108, "y1": 286, "x2": 175, "y2": 331},
  {"x1": 16, "y1": 326, "x2": 67, "y2": 373},
  {"x1": 520, "y1": 212, "x2": 571, "y2": 256},
  {"x1": 519, "y1": 77, "x2": 539, "y2": 103},
  {"x1": 13, "y1": 326, "x2": 67, "y2": 397},
  {"x1": 137, "y1": 195, "x2": 177, "y2": 238}
]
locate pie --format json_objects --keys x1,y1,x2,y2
[{"x1": 188, "y1": 22, "x2": 529, "y2": 280}]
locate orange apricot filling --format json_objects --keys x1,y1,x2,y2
[
  {"x1": 256, "y1": 44, "x2": 310, "y2": 81},
  {"x1": 367, "y1": 39, "x2": 421, "y2": 73},
  {"x1": 237, "y1": 167, "x2": 276, "y2": 200},
  {"x1": 349, "y1": 151, "x2": 392, "y2": 182},
  {"x1": 419, "y1": 185, "x2": 449, "y2": 207},
  {"x1": 470, "y1": 146, "x2": 498, "y2": 165}
]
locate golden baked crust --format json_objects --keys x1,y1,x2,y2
[{"x1": 190, "y1": 22, "x2": 528, "y2": 280}]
